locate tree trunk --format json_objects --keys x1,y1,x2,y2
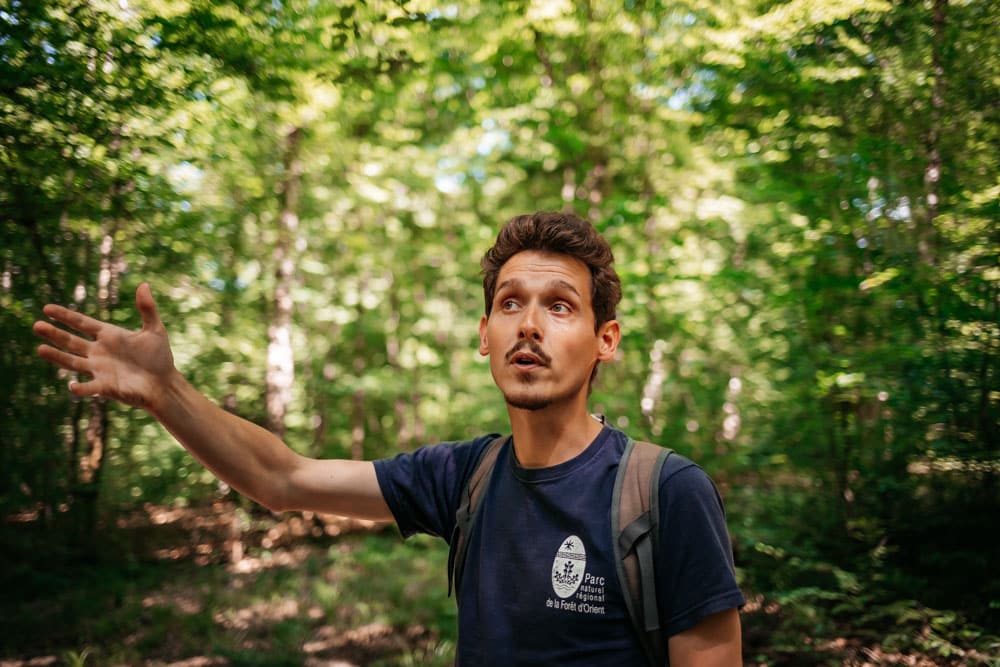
[
  {"x1": 351, "y1": 389, "x2": 365, "y2": 461},
  {"x1": 266, "y1": 126, "x2": 303, "y2": 438},
  {"x1": 350, "y1": 281, "x2": 369, "y2": 461},
  {"x1": 385, "y1": 275, "x2": 425, "y2": 450},
  {"x1": 921, "y1": 0, "x2": 947, "y2": 267},
  {"x1": 72, "y1": 227, "x2": 122, "y2": 548}
]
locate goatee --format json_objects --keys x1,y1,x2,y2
[{"x1": 505, "y1": 394, "x2": 551, "y2": 411}]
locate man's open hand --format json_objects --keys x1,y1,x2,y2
[{"x1": 33, "y1": 283, "x2": 176, "y2": 412}]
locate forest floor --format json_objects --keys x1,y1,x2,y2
[{"x1": 0, "y1": 502, "x2": 993, "y2": 667}]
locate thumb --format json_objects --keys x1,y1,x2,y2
[
  {"x1": 69, "y1": 379, "x2": 103, "y2": 398},
  {"x1": 136, "y1": 283, "x2": 164, "y2": 332}
]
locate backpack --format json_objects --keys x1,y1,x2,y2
[{"x1": 446, "y1": 433, "x2": 674, "y2": 667}]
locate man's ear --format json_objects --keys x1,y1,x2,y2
[
  {"x1": 478, "y1": 315, "x2": 490, "y2": 356},
  {"x1": 596, "y1": 319, "x2": 621, "y2": 362}
]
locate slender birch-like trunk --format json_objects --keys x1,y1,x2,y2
[{"x1": 266, "y1": 126, "x2": 302, "y2": 438}]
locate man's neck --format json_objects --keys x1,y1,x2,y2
[{"x1": 506, "y1": 401, "x2": 605, "y2": 468}]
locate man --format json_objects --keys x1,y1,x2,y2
[{"x1": 34, "y1": 211, "x2": 743, "y2": 665}]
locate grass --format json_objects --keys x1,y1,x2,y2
[
  {"x1": 4, "y1": 500, "x2": 998, "y2": 666},
  {"x1": 0, "y1": 507, "x2": 456, "y2": 666}
]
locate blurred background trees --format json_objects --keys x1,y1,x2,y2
[{"x1": 2, "y1": 0, "x2": 997, "y2": 663}]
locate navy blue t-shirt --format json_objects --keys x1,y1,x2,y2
[{"x1": 374, "y1": 426, "x2": 744, "y2": 666}]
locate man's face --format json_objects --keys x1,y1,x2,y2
[{"x1": 478, "y1": 250, "x2": 619, "y2": 412}]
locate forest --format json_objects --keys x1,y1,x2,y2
[{"x1": 2, "y1": 0, "x2": 998, "y2": 665}]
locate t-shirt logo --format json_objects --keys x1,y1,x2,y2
[{"x1": 551, "y1": 535, "x2": 586, "y2": 599}]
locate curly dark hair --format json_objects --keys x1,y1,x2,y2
[{"x1": 480, "y1": 212, "x2": 622, "y2": 332}]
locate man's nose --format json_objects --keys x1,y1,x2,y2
[{"x1": 518, "y1": 307, "x2": 543, "y2": 340}]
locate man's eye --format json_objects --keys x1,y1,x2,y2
[
  {"x1": 552, "y1": 303, "x2": 570, "y2": 313},
  {"x1": 501, "y1": 299, "x2": 518, "y2": 310}
]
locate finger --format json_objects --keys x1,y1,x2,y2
[
  {"x1": 135, "y1": 283, "x2": 163, "y2": 332},
  {"x1": 33, "y1": 321, "x2": 92, "y2": 357},
  {"x1": 37, "y1": 344, "x2": 91, "y2": 374},
  {"x1": 69, "y1": 379, "x2": 103, "y2": 397},
  {"x1": 41, "y1": 304, "x2": 102, "y2": 337}
]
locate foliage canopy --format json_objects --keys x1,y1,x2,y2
[{"x1": 2, "y1": 0, "x2": 997, "y2": 663}]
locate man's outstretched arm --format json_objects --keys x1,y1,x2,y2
[{"x1": 33, "y1": 283, "x2": 392, "y2": 520}]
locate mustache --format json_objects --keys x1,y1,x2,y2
[{"x1": 505, "y1": 340, "x2": 552, "y2": 365}]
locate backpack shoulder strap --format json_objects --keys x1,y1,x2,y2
[
  {"x1": 448, "y1": 434, "x2": 509, "y2": 597},
  {"x1": 612, "y1": 437, "x2": 673, "y2": 667}
]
